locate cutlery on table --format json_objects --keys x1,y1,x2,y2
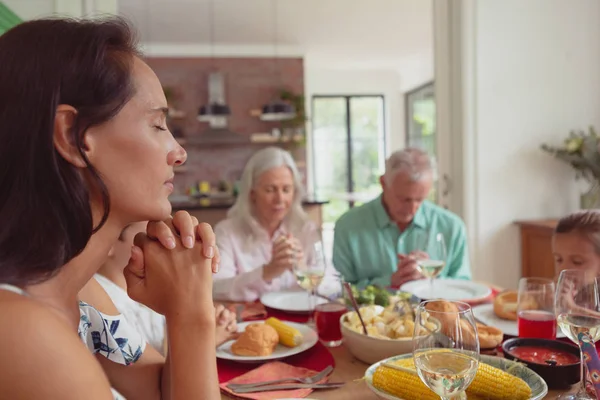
[
  {"x1": 226, "y1": 365, "x2": 334, "y2": 389},
  {"x1": 343, "y1": 282, "x2": 368, "y2": 335},
  {"x1": 230, "y1": 382, "x2": 344, "y2": 393}
]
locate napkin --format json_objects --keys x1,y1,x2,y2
[
  {"x1": 227, "y1": 302, "x2": 268, "y2": 321},
  {"x1": 578, "y1": 332, "x2": 600, "y2": 399},
  {"x1": 219, "y1": 361, "x2": 328, "y2": 400}
]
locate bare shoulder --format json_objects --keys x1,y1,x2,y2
[{"x1": 0, "y1": 294, "x2": 114, "y2": 399}]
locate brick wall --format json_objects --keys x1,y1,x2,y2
[{"x1": 144, "y1": 57, "x2": 306, "y2": 194}]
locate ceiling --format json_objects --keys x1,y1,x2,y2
[{"x1": 117, "y1": 0, "x2": 433, "y2": 70}]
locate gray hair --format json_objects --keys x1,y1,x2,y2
[
  {"x1": 227, "y1": 147, "x2": 308, "y2": 240},
  {"x1": 384, "y1": 148, "x2": 435, "y2": 184}
]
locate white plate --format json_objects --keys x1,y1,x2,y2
[
  {"x1": 472, "y1": 303, "x2": 565, "y2": 338},
  {"x1": 400, "y1": 279, "x2": 492, "y2": 302},
  {"x1": 260, "y1": 290, "x2": 328, "y2": 313},
  {"x1": 364, "y1": 353, "x2": 548, "y2": 400},
  {"x1": 216, "y1": 320, "x2": 318, "y2": 363}
]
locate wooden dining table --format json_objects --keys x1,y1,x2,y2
[
  {"x1": 219, "y1": 283, "x2": 575, "y2": 399},
  {"x1": 220, "y1": 340, "x2": 572, "y2": 399}
]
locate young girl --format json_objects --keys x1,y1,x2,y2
[
  {"x1": 553, "y1": 210, "x2": 600, "y2": 276},
  {"x1": 553, "y1": 209, "x2": 600, "y2": 398}
]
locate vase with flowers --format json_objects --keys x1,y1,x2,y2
[{"x1": 541, "y1": 126, "x2": 600, "y2": 209}]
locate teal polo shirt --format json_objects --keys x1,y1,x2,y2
[{"x1": 332, "y1": 196, "x2": 471, "y2": 288}]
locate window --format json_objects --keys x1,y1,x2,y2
[
  {"x1": 311, "y1": 95, "x2": 386, "y2": 226},
  {"x1": 405, "y1": 82, "x2": 437, "y2": 202}
]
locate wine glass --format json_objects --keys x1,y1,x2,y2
[
  {"x1": 413, "y1": 300, "x2": 480, "y2": 400},
  {"x1": 555, "y1": 269, "x2": 600, "y2": 400},
  {"x1": 399, "y1": 231, "x2": 447, "y2": 295},
  {"x1": 293, "y1": 239, "x2": 326, "y2": 327}
]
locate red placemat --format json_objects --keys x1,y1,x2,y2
[{"x1": 217, "y1": 340, "x2": 335, "y2": 383}]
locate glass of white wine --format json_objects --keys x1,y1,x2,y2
[
  {"x1": 293, "y1": 239, "x2": 326, "y2": 327},
  {"x1": 400, "y1": 231, "x2": 447, "y2": 296},
  {"x1": 555, "y1": 269, "x2": 600, "y2": 400},
  {"x1": 413, "y1": 300, "x2": 480, "y2": 400}
]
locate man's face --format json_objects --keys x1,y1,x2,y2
[{"x1": 380, "y1": 171, "x2": 433, "y2": 225}]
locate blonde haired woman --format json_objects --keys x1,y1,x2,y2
[{"x1": 213, "y1": 147, "x2": 320, "y2": 302}]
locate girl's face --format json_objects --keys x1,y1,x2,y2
[
  {"x1": 552, "y1": 232, "x2": 600, "y2": 276},
  {"x1": 84, "y1": 57, "x2": 186, "y2": 225}
]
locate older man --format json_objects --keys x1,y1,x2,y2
[{"x1": 332, "y1": 148, "x2": 471, "y2": 288}]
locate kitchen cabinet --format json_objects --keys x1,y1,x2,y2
[{"x1": 172, "y1": 200, "x2": 327, "y2": 229}]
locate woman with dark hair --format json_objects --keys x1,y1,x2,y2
[{"x1": 0, "y1": 17, "x2": 220, "y2": 399}]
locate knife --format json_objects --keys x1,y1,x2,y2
[{"x1": 231, "y1": 382, "x2": 345, "y2": 393}]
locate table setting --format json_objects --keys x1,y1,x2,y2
[{"x1": 217, "y1": 236, "x2": 600, "y2": 400}]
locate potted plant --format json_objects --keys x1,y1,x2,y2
[{"x1": 541, "y1": 126, "x2": 600, "y2": 208}]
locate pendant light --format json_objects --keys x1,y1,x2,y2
[
  {"x1": 198, "y1": 0, "x2": 231, "y2": 122},
  {"x1": 260, "y1": 0, "x2": 296, "y2": 122}
]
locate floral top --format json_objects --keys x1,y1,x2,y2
[
  {"x1": 78, "y1": 300, "x2": 146, "y2": 366},
  {"x1": 0, "y1": 283, "x2": 145, "y2": 400}
]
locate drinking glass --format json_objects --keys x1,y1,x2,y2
[
  {"x1": 314, "y1": 301, "x2": 346, "y2": 347},
  {"x1": 413, "y1": 300, "x2": 480, "y2": 400},
  {"x1": 293, "y1": 239, "x2": 326, "y2": 327},
  {"x1": 517, "y1": 277, "x2": 556, "y2": 339},
  {"x1": 555, "y1": 269, "x2": 600, "y2": 400},
  {"x1": 399, "y1": 231, "x2": 447, "y2": 295}
]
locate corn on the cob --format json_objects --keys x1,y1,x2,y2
[
  {"x1": 265, "y1": 317, "x2": 303, "y2": 347},
  {"x1": 372, "y1": 364, "x2": 439, "y2": 400},
  {"x1": 375, "y1": 357, "x2": 531, "y2": 400}
]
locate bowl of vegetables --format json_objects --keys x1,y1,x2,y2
[{"x1": 340, "y1": 287, "x2": 426, "y2": 364}]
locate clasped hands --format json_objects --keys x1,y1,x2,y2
[{"x1": 390, "y1": 250, "x2": 429, "y2": 288}]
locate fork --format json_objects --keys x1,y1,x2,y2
[{"x1": 226, "y1": 365, "x2": 333, "y2": 390}]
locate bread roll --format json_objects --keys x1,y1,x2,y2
[
  {"x1": 231, "y1": 323, "x2": 279, "y2": 357},
  {"x1": 477, "y1": 322, "x2": 503, "y2": 349},
  {"x1": 493, "y1": 290, "x2": 518, "y2": 321}
]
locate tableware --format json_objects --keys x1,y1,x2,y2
[
  {"x1": 502, "y1": 337, "x2": 580, "y2": 389},
  {"x1": 517, "y1": 277, "x2": 556, "y2": 339},
  {"x1": 399, "y1": 231, "x2": 447, "y2": 297},
  {"x1": 554, "y1": 269, "x2": 600, "y2": 399},
  {"x1": 343, "y1": 282, "x2": 368, "y2": 335},
  {"x1": 314, "y1": 302, "x2": 346, "y2": 347},
  {"x1": 340, "y1": 305, "x2": 416, "y2": 364},
  {"x1": 226, "y1": 365, "x2": 333, "y2": 390},
  {"x1": 472, "y1": 303, "x2": 566, "y2": 338},
  {"x1": 230, "y1": 382, "x2": 344, "y2": 393},
  {"x1": 413, "y1": 300, "x2": 479, "y2": 399},
  {"x1": 400, "y1": 279, "x2": 492, "y2": 303},
  {"x1": 216, "y1": 320, "x2": 318, "y2": 363},
  {"x1": 364, "y1": 354, "x2": 548, "y2": 400},
  {"x1": 293, "y1": 240, "x2": 327, "y2": 326},
  {"x1": 260, "y1": 290, "x2": 328, "y2": 313}
]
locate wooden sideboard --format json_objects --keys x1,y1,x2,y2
[{"x1": 515, "y1": 219, "x2": 558, "y2": 279}]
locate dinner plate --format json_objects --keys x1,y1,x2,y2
[
  {"x1": 216, "y1": 320, "x2": 318, "y2": 363},
  {"x1": 400, "y1": 279, "x2": 492, "y2": 302},
  {"x1": 472, "y1": 303, "x2": 566, "y2": 338},
  {"x1": 260, "y1": 290, "x2": 328, "y2": 313},
  {"x1": 364, "y1": 353, "x2": 548, "y2": 400}
]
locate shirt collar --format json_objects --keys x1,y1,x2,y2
[{"x1": 374, "y1": 195, "x2": 428, "y2": 230}]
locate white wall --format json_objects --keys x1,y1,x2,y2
[
  {"x1": 459, "y1": 0, "x2": 600, "y2": 288},
  {"x1": 3, "y1": 0, "x2": 117, "y2": 19}
]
